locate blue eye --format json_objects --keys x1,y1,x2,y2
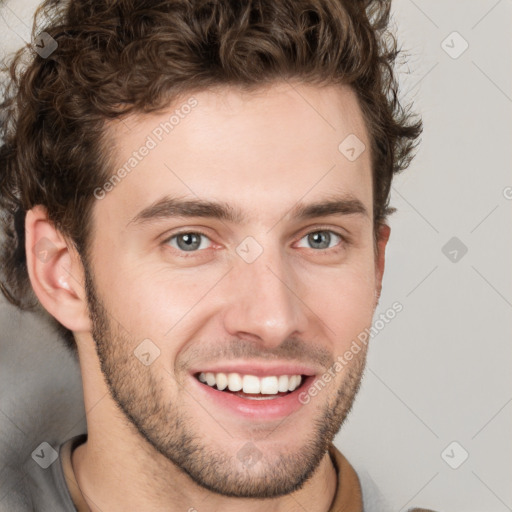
[
  {"x1": 166, "y1": 232, "x2": 212, "y2": 252},
  {"x1": 296, "y1": 230, "x2": 343, "y2": 250}
]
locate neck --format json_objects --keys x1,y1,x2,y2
[{"x1": 71, "y1": 436, "x2": 338, "y2": 512}]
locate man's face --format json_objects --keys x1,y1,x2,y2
[{"x1": 81, "y1": 82, "x2": 387, "y2": 498}]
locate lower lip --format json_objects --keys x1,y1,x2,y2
[{"x1": 190, "y1": 374, "x2": 316, "y2": 421}]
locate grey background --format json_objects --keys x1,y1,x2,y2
[{"x1": 1, "y1": 1, "x2": 511, "y2": 511}]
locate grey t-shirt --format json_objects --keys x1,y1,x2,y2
[
  {"x1": 9, "y1": 434, "x2": 396, "y2": 512},
  {"x1": 20, "y1": 434, "x2": 87, "y2": 512}
]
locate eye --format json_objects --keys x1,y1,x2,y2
[
  {"x1": 296, "y1": 230, "x2": 344, "y2": 250},
  {"x1": 165, "y1": 232, "x2": 212, "y2": 252}
]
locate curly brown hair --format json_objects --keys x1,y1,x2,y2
[{"x1": 0, "y1": 0, "x2": 422, "y2": 354}]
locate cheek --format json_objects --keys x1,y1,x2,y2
[
  {"x1": 96, "y1": 261, "x2": 222, "y2": 345},
  {"x1": 303, "y1": 262, "x2": 377, "y2": 342}
]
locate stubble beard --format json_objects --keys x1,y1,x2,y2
[{"x1": 82, "y1": 262, "x2": 367, "y2": 499}]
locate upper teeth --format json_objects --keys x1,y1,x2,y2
[{"x1": 197, "y1": 372, "x2": 303, "y2": 394}]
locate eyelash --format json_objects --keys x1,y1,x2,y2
[{"x1": 162, "y1": 228, "x2": 350, "y2": 258}]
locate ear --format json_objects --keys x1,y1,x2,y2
[
  {"x1": 374, "y1": 223, "x2": 391, "y2": 305},
  {"x1": 25, "y1": 205, "x2": 92, "y2": 333}
]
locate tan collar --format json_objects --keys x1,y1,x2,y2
[
  {"x1": 61, "y1": 438, "x2": 362, "y2": 512},
  {"x1": 327, "y1": 443, "x2": 363, "y2": 511}
]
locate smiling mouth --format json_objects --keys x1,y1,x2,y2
[{"x1": 194, "y1": 371, "x2": 307, "y2": 400}]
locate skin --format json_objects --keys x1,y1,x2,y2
[{"x1": 25, "y1": 81, "x2": 391, "y2": 512}]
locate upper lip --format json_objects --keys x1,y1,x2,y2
[{"x1": 190, "y1": 361, "x2": 319, "y2": 378}]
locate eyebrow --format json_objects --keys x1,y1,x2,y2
[{"x1": 126, "y1": 193, "x2": 369, "y2": 228}]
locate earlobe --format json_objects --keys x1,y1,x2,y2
[{"x1": 25, "y1": 205, "x2": 91, "y2": 333}]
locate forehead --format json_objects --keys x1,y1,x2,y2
[{"x1": 98, "y1": 82, "x2": 373, "y2": 227}]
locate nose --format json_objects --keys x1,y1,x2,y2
[{"x1": 221, "y1": 245, "x2": 308, "y2": 349}]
